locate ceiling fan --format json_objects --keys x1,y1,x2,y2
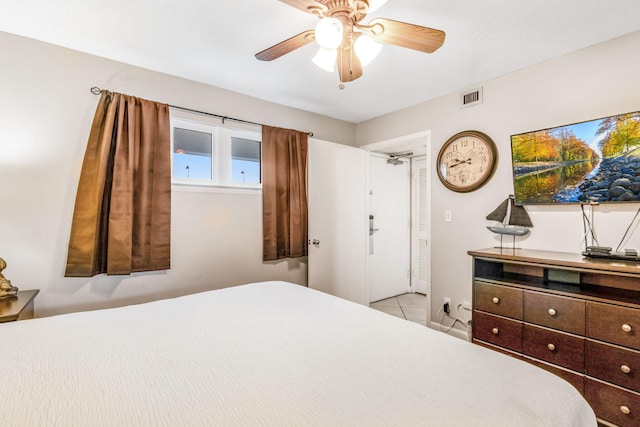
[{"x1": 255, "y1": 0, "x2": 446, "y2": 83}]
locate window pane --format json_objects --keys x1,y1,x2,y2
[
  {"x1": 231, "y1": 137, "x2": 261, "y2": 184},
  {"x1": 232, "y1": 159, "x2": 260, "y2": 184},
  {"x1": 174, "y1": 127, "x2": 212, "y2": 180}
]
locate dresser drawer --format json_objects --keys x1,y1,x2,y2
[
  {"x1": 587, "y1": 302, "x2": 640, "y2": 351},
  {"x1": 586, "y1": 378, "x2": 640, "y2": 427},
  {"x1": 586, "y1": 339, "x2": 640, "y2": 393},
  {"x1": 524, "y1": 291, "x2": 585, "y2": 335},
  {"x1": 524, "y1": 356, "x2": 585, "y2": 395},
  {"x1": 473, "y1": 311, "x2": 522, "y2": 352},
  {"x1": 474, "y1": 282, "x2": 523, "y2": 319},
  {"x1": 523, "y1": 324, "x2": 584, "y2": 372}
]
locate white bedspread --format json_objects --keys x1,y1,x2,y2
[{"x1": 0, "y1": 281, "x2": 595, "y2": 426}]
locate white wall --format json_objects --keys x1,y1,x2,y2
[
  {"x1": 4, "y1": 28, "x2": 640, "y2": 326},
  {"x1": 356, "y1": 30, "x2": 640, "y2": 333},
  {"x1": 0, "y1": 32, "x2": 356, "y2": 317}
]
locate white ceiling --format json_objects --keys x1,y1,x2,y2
[{"x1": 2, "y1": 0, "x2": 640, "y2": 123}]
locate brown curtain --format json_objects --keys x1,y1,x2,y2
[
  {"x1": 65, "y1": 90, "x2": 171, "y2": 277},
  {"x1": 262, "y1": 125, "x2": 308, "y2": 261}
]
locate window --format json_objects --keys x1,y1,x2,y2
[
  {"x1": 231, "y1": 136, "x2": 261, "y2": 185},
  {"x1": 173, "y1": 127, "x2": 212, "y2": 180},
  {"x1": 171, "y1": 117, "x2": 261, "y2": 188}
]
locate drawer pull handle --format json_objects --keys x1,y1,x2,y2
[
  {"x1": 620, "y1": 406, "x2": 631, "y2": 415},
  {"x1": 492, "y1": 297, "x2": 500, "y2": 304},
  {"x1": 621, "y1": 365, "x2": 632, "y2": 374},
  {"x1": 622, "y1": 324, "x2": 632, "y2": 333},
  {"x1": 548, "y1": 308, "x2": 557, "y2": 316},
  {"x1": 492, "y1": 328, "x2": 499, "y2": 335},
  {"x1": 547, "y1": 343, "x2": 556, "y2": 351}
]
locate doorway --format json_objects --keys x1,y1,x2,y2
[
  {"x1": 362, "y1": 132, "x2": 431, "y2": 322},
  {"x1": 368, "y1": 153, "x2": 410, "y2": 302}
]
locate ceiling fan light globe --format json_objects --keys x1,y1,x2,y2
[
  {"x1": 354, "y1": 35, "x2": 382, "y2": 67},
  {"x1": 315, "y1": 17, "x2": 343, "y2": 50},
  {"x1": 312, "y1": 48, "x2": 337, "y2": 72}
]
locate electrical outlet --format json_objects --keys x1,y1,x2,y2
[{"x1": 443, "y1": 297, "x2": 451, "y2": 314}]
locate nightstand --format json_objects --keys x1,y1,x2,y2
[{"x1": 0, "y1": 289, "x2": 39, "y2": 323}]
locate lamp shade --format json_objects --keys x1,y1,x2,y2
[
  {"x1": 315, "y1": 17, "x2": 343, "y2": 49},
  {"x1": 312, "y1": 48, "x2": 337, "y2": 72},
  {"x1": 354, "y1": 35, "x2": 382, "y2": 67}
]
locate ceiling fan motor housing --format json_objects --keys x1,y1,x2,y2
[{"x1": 322, "y1": 0, "x2": 369, "y2": 27}]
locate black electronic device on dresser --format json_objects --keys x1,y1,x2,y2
[
  {"x1": 469, "y1": 248, "x2": 640, "y2": 427},
  {"x1": 583, "y1": 246, "x2": 640, "y2": 262}
]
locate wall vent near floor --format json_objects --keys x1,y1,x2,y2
[{"x1": 460, "y1": 86, "x2": 483, "y2": 108}]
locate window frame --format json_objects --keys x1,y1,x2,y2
[
  {"x1": 170, "y1": 115, "x2": 262, "y2": 190},
  {"x1": 229, "y1": 128, "x2": 262, "y2": 186}
]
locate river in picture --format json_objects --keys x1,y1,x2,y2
[{"x1": 514, "y1": 160, "x2": 599, "y2": 203}]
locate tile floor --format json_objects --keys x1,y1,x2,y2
[{"x1": 369, "y1": 293, "x2": 427, "y2": 326}]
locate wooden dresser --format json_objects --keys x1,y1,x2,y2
[{"x1": 469, "y1": 248, "x2": 640, "y2": 427}]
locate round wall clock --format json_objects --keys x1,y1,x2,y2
[{"x1": 436, "y1": 130, "x2": 498, "y2": 192}]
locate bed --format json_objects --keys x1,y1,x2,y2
[{"x1": 1, "y1": 281, "x2": 595, "y2": 426}]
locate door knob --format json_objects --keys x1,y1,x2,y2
[{"x1": 312, "y1": 239, "x2": 320, "y2": 247}]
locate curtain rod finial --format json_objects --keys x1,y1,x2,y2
[{"x1": 90, "y1": 87, "x2": 101, "y2": 95}]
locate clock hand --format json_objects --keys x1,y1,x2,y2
[{"x1": 449, "y1": 158, "x2": 472, "y2": 168}]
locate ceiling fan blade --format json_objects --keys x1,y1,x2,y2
[
  {"x1": 278, "y1": 0, "x2": 327, "y2": 15},
  {"x1": 336, "y1": 42, "x2": 363, "y2": 83},
  {"x1": 255, "y1": 30, "x2": 315, "y2": 61},
  {"x1": 365, "y1": 18, "x2": 445, "y2": 53}
]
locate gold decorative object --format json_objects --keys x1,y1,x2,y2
[{"x1": 0, "y1": 257, "x2": 18, "y2": 299}]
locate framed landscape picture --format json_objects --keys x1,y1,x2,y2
[{"x1": 510, "y1": 110, "x2": 640, "y2": 204}]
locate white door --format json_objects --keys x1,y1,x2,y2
[
  {"x1": 308, "y1": 139, "x2": 368, "y2": 305},
  {"x1": 412, "y1": 156, "x2": 429, "y2": 294},
  {"x1": 368, "y1": 154, "x2": 410, "y2": 302}
]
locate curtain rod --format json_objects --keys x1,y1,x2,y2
[{"x1": 90, "y1": 87, "x2": 313, "y2": 137}]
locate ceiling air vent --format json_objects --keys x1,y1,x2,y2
[{"x1": 460, "y1": 87, "x2": 483, "y2": 108}]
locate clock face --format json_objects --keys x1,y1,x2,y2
[{"x1": 437, "y1": 131, "x2": 498, "y2": 192}]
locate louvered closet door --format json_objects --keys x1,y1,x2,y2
[{"x1": 413, "y1": 156, "x2": 428, "y2": 294}]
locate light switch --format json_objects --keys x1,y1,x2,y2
[{"x1": 445, "y1": 210, "x2": 452, "y2": 222}]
